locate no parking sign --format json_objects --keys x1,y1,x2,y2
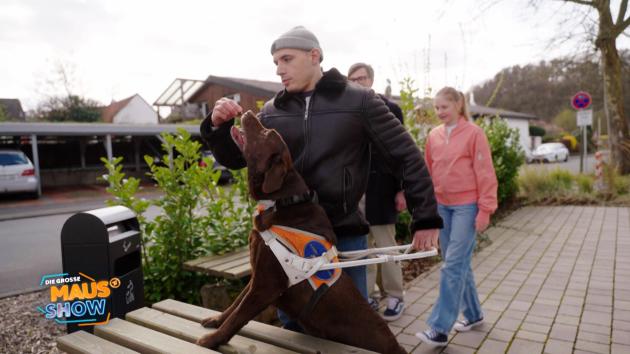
[
  {"x1": 572, "y1": 91, "x2": 593, "y2": 174},
  {"x1": 572, "y1": 91, "x2": 592, "y2": 110},
  {"x1": 572, "y1": 91, "x2": 593, "y2": 126}
]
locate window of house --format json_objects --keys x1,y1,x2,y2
[{"x1": 225, "y1": 93, "x2": 241, "y2": 104}]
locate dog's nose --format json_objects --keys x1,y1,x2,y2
[{"x1": 241, "y1": 110, "x2": 263, "y2": 132}]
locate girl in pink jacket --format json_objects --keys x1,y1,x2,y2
[{"x1": 416, "y1": 87, "x2": 498, "y2": 347}]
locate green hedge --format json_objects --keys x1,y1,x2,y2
[{"x1": 529, "y1": 125, "x2": 546, "y2": 137}]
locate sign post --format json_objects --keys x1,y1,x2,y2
[{"x1": 572, "y1": 91, "x2": 592, "y2": 173}]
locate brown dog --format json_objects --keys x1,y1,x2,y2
[{"x1": 196, "y1": 111, "x2": 406, "y2": 354}]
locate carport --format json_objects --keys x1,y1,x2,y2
[{"x1": 0, "y1": 122, "x2": 200, "y2": 196}]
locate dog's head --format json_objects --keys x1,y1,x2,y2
[{"x1": 230, "y1": 110, "x2": 303, "y2": 200}]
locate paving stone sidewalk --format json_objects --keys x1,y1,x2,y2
[{"x1": 389, "y1": 206, "x2": 630, "y2": 354}]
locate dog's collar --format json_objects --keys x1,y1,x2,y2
[
  {"x1": 255, "y1": 191, "x2": 317, "y2": 216},
  {"x1": 276, "y1": 190, "x2": 318, "y2": 208}
]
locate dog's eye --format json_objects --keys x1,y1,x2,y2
[{"x1": 265, "y1": 153, "x2": 282, "y2": 171}]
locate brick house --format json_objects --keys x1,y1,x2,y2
[{"x1": 187, "y1": 76, "x2": 283, "y2": 118}]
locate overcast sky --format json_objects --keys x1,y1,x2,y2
[{"x1": 1, "y1": 0, "x2": 628, "y2": 111}]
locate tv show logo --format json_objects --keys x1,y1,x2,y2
[{"x1": 37, "y1": 272, "x2": 119, "y2": 326}]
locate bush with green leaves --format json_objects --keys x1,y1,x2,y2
[
  {"x1": 399, "y1": 78, "x2": 439, "y2": 147},
  {"x1": 529, "y1": 125, "x2": 546, "y2": 137},
  {"x1": 396, "y1": 79, "x2": 439, "y2": 242},
  {"x1": 102, "y1": 129, "x2": 252, "y2": 304},
  {"x1": 477, "y1": 117, "x2": 524, "y2": 204}
]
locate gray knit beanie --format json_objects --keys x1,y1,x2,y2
[{"x1": 270, "y1": 26, "x2": 323, "y2": 62}]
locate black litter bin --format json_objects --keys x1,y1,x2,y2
[{"x1": 60, "y1": 205, "x2": 144, "y2": 333}]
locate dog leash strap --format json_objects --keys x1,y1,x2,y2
[{"x1": 318, "y1": 248, "x2": 439, "y2": 270}]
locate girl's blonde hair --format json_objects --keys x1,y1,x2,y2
[{"x1": 436, "y1": 86, "x2": 470, "y2": 121}]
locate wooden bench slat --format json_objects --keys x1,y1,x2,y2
[
  {"x1": 57, "y1": 330, "x2": 139, "y2": 354},
  {"x1": 223, "y1": 263, "x2": 251, "y2": 278},
  {"x1": 94, "y1": 318, "x2": 219, "y2": 354},
  {"x1": 184, "y1": 250, "x2": 251, "y2": 279},
  {"x1": 207, "y1": 257, "x2": 250, "y2": 273},
  {"x1": 184, "y1": 255, "x2": 251, "y2": 279},
  {"x1": 126, "y1": 307, "x2": 297, "y2": 354},
  {"x1": 152, "y1": 299, "x2": 377, "y2": 354},
  {"x1": 184, "y1": 249, "x2": 249, "y2": 268}
]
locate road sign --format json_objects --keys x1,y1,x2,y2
[
  {"x1": 572, "y1": 91, "x2": 592, "y2": 110},
  {"x1": 577, "y1": 109, "x2": 593, "y2": 126}
]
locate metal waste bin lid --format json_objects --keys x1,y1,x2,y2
[{"x1": 61, "y1": 206, "x2": 138, "y2": 245}]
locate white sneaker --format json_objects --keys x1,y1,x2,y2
[
  {"x1": 453, "y1": 317, "x2": 484, "y2": 332},
  {"x1": 381, "y1": 297, "x2": 404, "y2": 321}
]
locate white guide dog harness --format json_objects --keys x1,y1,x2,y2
[{"x1": 255, "y1": 201, "x2": 438, "y2": 289}]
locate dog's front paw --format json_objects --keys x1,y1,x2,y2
[
  {"x1": 196, "y1": 333, "x2": 222, "y2": 349},
  {"x1": 200, "y1": 315, "x2": 222, "y2": 328}
]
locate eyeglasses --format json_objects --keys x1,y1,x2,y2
[{"x1": 349, "y1": 75, "x2": 370, "y2": 83}]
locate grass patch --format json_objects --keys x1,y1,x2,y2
[{"x1": 518, "y1": 165, "x2": 630, "y2": 206}]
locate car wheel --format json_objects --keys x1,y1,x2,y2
[{"x1": 564, "y1": 154, "x2": 569, "y2": 162}]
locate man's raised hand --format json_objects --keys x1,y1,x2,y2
[{"x1": 211, "y1": 98, "x2": 243, "y2": 127}]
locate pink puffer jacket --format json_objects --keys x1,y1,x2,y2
[{"x1": 424, "y1": 117, "x2": 498, "y2": 218}]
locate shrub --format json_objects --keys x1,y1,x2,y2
[
  {"x1": 529, "y1": 125, "x2": 546, "y2": 137},
  {"x1": 477, "y1": 117, "x2": 524, "y2": 204},
  {"x1": 516, "y1": 167, "x2": 618, "y2": 204},
  {"x1": 616, "y1": 175, "x2": 630, "y2": 195},
  {"x1": 549, "y1": 169, "x2": 574, "y2": 190},
  {"x1": 399, "y1": 78, "x2": 439, "y2": 147},
  {"x1": 602, "y1": 163, "x2": 630, "y2": 197},
  {"x1": 561, "y1": 134, "x2": 578, "y2": 151},
  {"x1": 575, "y1": 174, "x2": 594, "y2": 194},
  {"x1": 518, "y1": 168, "x2": 558, "y2": 201},
  {"x1": 102, "y1": 129, "x2": 252, "y2": 304}
]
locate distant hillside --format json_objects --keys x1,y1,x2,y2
[{"x1": 471, "y1": 51, "x2": 630, "y2": 122}]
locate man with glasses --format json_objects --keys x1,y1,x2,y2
[{"x1": 348, "y1": 63, "x2": 407, "y2": 321}]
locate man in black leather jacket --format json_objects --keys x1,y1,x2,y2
[{"x1": 200, "y1": 26, "x2": 442, "y2": 304}]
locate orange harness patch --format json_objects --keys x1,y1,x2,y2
[{"x1": 268, "y1": 225, "x2": 342, "y2": 290}]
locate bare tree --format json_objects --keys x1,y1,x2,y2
[{"x1": 560, "y1": 0, "x2": 630, "y2": 173}]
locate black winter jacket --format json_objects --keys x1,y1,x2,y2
[
  {"x1": 365, "y1": 95, "x2": 404, "y2": 225},
  {"x1": 200, "y1": 68, "x2": 442, "y2": 237}
]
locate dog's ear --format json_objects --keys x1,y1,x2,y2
[{"x1": 262, "y1": 154, "x2": 287, "y2": 194}]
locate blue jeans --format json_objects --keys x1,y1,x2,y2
[
  {"x1": 427, "y1": 203, "x2": 483, "y2": 334},
  {"x1": 278, "y1": 234, "x2": 368, "y2": 329}
]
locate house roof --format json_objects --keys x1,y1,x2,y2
[
  {"x1": 154, "y1": 78, "x2": 205, "y2": 106},
  {"x1": 0, "y1": 99, "x2": 26, "y2": 121},
  {"x1": 188, "y1": 75, "x2": 284, "y2": 102},
  {"x1": 469, "y1": 105, "x2": 537, "y2": 120},
  {"x1": 101, "y1": 95, "x2": 136, "y2": 123}
]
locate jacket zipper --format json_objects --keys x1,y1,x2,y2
[
  {"x1": 343, "y1": 167, "x2": 351, "y2": 213},
  {"x1": 301, "y1": 95, "x2": 312, "y2": 172}
]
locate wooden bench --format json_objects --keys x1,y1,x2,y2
[
  {"x1": 183, "y1": 247, "x2": 251, "y2": 280},
  {"x1": 56, "y1": 299, "x2": 377, "y2": 354}
]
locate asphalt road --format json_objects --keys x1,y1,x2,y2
[
  {"x1": 523, "y1": 153, "x2": 596, "y2": 174},
  {"x1": 0, "y1": 206, "x2": 161, "y2": 298}
]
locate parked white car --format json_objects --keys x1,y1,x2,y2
[
  {"x1": 522, "y1": 146, "x2": 534, "y2": 164},
  {"x1": 0, "y1": 150, "x2": 39, "y2": 197},
  {"x1": 531, "y1": 143, "x2": 570, "y2": 163}
]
